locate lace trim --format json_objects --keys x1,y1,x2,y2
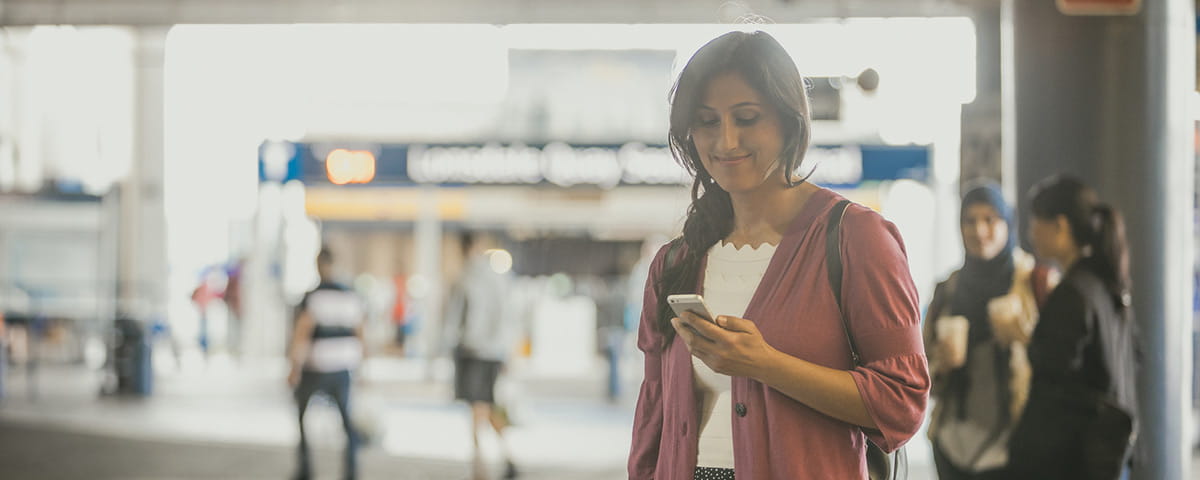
[{"x1": 710, "y1": 241, "x2": 777, "y2": 261}]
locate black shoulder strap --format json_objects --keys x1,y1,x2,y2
[
  {"x1": 826, "y1": 199, "x2": 906, "y2": 480},
  {"x1": 824, "y1": 199, "x2": 861, "y2": 366}
]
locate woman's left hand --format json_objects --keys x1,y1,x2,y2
[{"x1": 672, "y1": 312, "x2": 778, "y2": 379}]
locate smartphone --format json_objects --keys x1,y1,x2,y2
[{"x1": 667, "y1": 294, "x2": 718, "y2": 324}]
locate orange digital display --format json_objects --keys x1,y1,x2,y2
[{"x1": 325, "y1": 149, "x2": 376, "y2": 185}]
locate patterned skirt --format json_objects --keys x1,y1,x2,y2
[{"x1": 694, "y1": 467, "x2": 735, "y2": 480}]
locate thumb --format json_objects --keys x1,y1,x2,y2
[{"x1": 716, "y1": 315, "x2": 755, "y2": 333}]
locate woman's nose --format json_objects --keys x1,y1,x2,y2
[
  {"x1": 717, "y1": 121, "x2": 739, "y2": 152},
  {"x1": 974, "y1": 222, "x2": 991, "y2": 241}
]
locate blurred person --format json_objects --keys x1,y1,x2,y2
[
  {"x1": 998, "y1": 175, "x2": 1139, "y2": 480},
  {"x1": 1, "y1": 287, "x2": 30, "y2": 368},
  {"x1": 924, "y1": 183, "x2": 1052, "y2": 479},
  {"x1": 223, "y1": 258, "x2": 244, "y2": 357},
  {"x1": 592, "y1": 278, "x2": 625, "y2": 403},
  {"x1": 287, "y1": 247, "x2": 365, "y2": 480},
  {"x1": 628, "y1": 30, "x2": 929, "y2": 480},
  {"x1": 190, "y1": 266, "x2": 225, "y2": 358},
  {"x1": 391, "y1": 274, "x2": 408, "y2": 354},
  {"x1": 0, "y1": 311, "x2": 5, "y2": 399},
  {"x1": 613, "y1": 238, "x2": 667, "y2": 403},
  {"x1": 444, "y1": 232, "x2": 521, "y2": 480}
]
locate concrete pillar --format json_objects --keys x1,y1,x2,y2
[
  {"x1": 118, "y1": 27, "x2": 169, "y2": 324},
  {"x1": 0, "y1": 30, "x2": 18, "y2": 193},
  {"x1": 1009, "y1": 0, "x2": 1195, "y2": 478},
  {"x1": 959, "y1": 3, "x2": 1004, "y2": 191},
  {"x1": 3, "y1": 28, "x2": 42, "y2": 193},
  {"x1": 415, "y1": 186, "x2": 443, "y2": 372},
  {"x1": 243, "y1": 182, "x2": 290, "y2": 359}
]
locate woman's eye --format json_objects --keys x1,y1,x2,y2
[
  {"x1": 735, "y1": 115, "x2": 759, "y2": 126},
  {"x1": 695, "y1": 116, "x2": 719, "y2": 127}
]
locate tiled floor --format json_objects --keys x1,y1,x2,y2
[
  {"x1": 13, "y1": 354, "x2": 1196, "y2": 479},
  {"x1": 0, "y1": 419, "x2": 622, "y2": 480},
  {"x1": 0, "y1": 355, "x2": 633, "y2": 479}
]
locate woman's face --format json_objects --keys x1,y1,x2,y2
[
  {"x1": 1029, "y1": 215, "x2": 1068, "y2": 262},
  {"x1": 961, "y1": 203, "x2": 1008, "y2": 260},
  {"x1": 689, "y1": 71, "x2": 786, "y2": 195}
]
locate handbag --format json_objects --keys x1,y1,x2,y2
[
  {"x1": 1081, "y1": 392, "x2": 1135, "y2": 480},
  {"x1": 1007, "y1": 382, "x2": 1134, "y2": 480},
  {"x1": 825, "y1": 199, "x2": 903, "y2": 480}
]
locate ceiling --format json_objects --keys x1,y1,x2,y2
[{"x1": 0, "y1": 0, "x2": 979, "y2": 26}]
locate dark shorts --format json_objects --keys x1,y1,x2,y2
[{"x1": 454, "y1": 354, "x2": 502, "y2": 404}]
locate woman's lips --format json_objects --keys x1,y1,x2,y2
[{"x1": 715, "y1": 154, "x2": 751, "y2": 164}]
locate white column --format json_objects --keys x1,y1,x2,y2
[
  {"x1": 118, "y1": 27, "x2": 169, "y2": 323},
  {"x1": 5, "y1": 28, "x2": 42, "y2": 193},
  {"x1": 0, "y1": 30, "x2": 18, "y2": 193},
  {"x1": 1009, "y1": 1, "x2": 1195, "y2": 477},
  {"x1": 414, "y1": 186, "x2": 443, "y2": 369}
]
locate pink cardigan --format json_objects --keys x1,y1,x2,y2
[{"x1": 628, "y1": 188, "x2": 929, "y2": 479}]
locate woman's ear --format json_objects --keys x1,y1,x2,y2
[
  {"x1": 1056, "y1": 216, "x2": 1075, "y2": 249},
  {"x1": 1054, "y1": 214, "x2": 1072, "y2": 241}
]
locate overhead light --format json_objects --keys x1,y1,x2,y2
[{"x1": 486, "y1": 249, "x2": 514, "y2": 274}]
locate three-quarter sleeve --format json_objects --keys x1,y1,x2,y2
[
  {"x1": 838, "y1": 207, "x2": 931, "y2": 453},
  {"x1": 628, "y1": 245, "x2": 670, "y2": 479}
]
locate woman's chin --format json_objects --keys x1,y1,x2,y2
[
  {"x1": 712, "y1": 182, "x2": 748, "y2": 194},
  {"x1": 713, "y1": 178, "x2": 772, "y2": 195}
]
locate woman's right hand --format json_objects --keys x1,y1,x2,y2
[{"x1": 934, "y1": 316, "x2": 969, "y2": 371}]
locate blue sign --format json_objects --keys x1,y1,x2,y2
[{"x1": 258, "y1": 140, "x2": 930, "y2": 188}]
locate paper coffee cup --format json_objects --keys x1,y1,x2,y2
[{"x1": 936, "y1": 315, "x2": 970, "y2": 367}]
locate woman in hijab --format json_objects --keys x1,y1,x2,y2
[{"x1": 924, "y1": 182, "x2": 1053, "y2": 479}]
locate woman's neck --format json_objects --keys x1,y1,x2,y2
[
  {"x1": 725, "y1": 180, "x2": 817, "y2": 248},
  {"x1": 1056, "y1": 246, "x2": 1081, "y2": 273}
]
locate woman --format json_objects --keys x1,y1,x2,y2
[
  {"x1": 924, "y1": 184, "x2": 1050, "y2": 479},
  {"x1": 627, "y1": 30, "x2": 929, "y2": 480},
  {"x1": 1004, "y1": 175, "x2": 1138, "y2": 480}
]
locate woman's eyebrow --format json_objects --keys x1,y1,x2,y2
[{"x1": 697, "y1": 102, "x2": 763, "y2": 110}]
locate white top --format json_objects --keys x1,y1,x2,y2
[
  {"x1": 694, "y1": 241, "x2": 777, "y2": 468},
  {"x1": 303, "y1": 286, "x2": 365, "y2": 372}
]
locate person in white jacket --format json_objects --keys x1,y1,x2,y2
[{"x1": 444, "y1": 232, "x2": 521, "y2": 480}]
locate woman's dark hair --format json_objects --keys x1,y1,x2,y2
[
  {"x1": 654, "y1": 31, "x2": 813, "y2": 349},
  {"x1": 460, "y1": 231, "x2": 476, "y2": 258},
  {"x1": 1029, "y1": 175, "x2": 1131, "y2": 304}
]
